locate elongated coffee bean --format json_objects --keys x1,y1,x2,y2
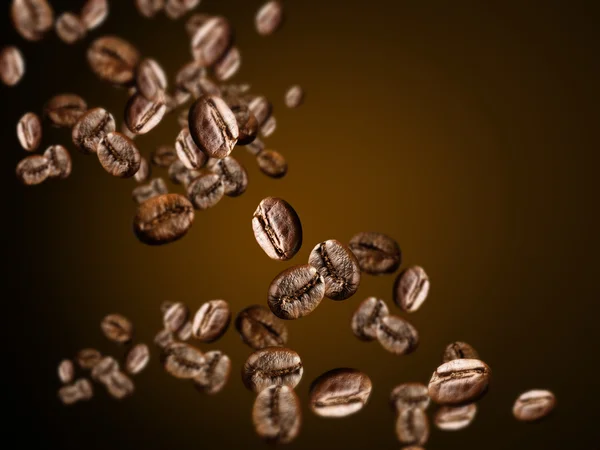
[
  {"x1": 44, "y1": 145, "x2": 72, "y2": 179},
  {"x1": 125, "y1": 343, "x2": 150, "y2": 375},
  {"x1": 192, "y1": 299, "x2": 231, "y2": 343},
  {"x1": 55, "y1": 13, "x2": 86, "y2": 44},
  {"x1": 351, "y1": 297, "x2": 389, "y2": 341},
  {"x1": 164, "y1": 0, "x2": 194, "y2": 19},
  {"x1": 72, "y1": 107, "x2": 116, "y2": 154},
  {"x1": 434, "y1": 404, "x2": 477, "y2": 431},
  {"x1": 163, "y1": 302, "x2": 189, "y2": 332},
  {"x1": 230, "y1": 103, "x2": 258, "y2": 145},
  {"x1": 187, "y1": 170, "x2": 224, "y2": 210},
  {"x1": 193, "y1": 350, "x2": 231, "y2": 394},
  {"x1": 87, "y1": 36, "x2": 140, "y2": 85},
  {"x1": 106, "y1": 371, "x2": 135, "y2": 399},
  {"x1": 154, "y1": 329, "x2": 174, "y2": 350},
  {"x1": 268, "y1": 265, "x2": 325, "y2": 320},
  {"x1": 101, "y1": 314, "x2": 134, "y2": 344},
  {"x1": 442, "y1": 341, "x2": 479, "y2": 363},
  {"x1": 260, "y1": 115, "x2": 276, "y2": 138},
  {"x1": 58, "y1": 360, "x2": 75, "y2": 384},
  {"x1": 91, "y1": 356, "x2": 119, "y2": 383},
  {"x1": 44, "y1": 94, "x2": 87, "y2": 128},
  {"x1": 214, "y1": 46, "x2": 241, "y2": 81},
  {"x1": 0, "y1": 46, "x2": 25, "y2": 86},
  {"x1": 252, "y1": 197, "x2": 302, "y2": 261},
  {"x1": 136, "y1": 58, "x2": 167, "y2": 101},
  {"x1": 252, "y1": 385, "x2": 301, "y2": 444},
  {"x1": 376, "y1": 315, "x2": 419, "y2": 355},
  {"x1": 207, "y1": 156, "x2": 248, "y2": 197},
  {"x1": 349, "y1": 231, "x2": 402, "y2": 275},
  {"x1": 132, "y1": 178, "x2": 168, "y2": 204},
  {"x1": 389, "y1": 383, "x2": 430, "y2": 412},
  {"x1": 176, "y1": 127, "x2": 207, "y2": 169},
  {"x1": 395, "y1": 408, "x2": 429, "y2": 446},
  {"x1": 11, "y1": 0, "x2": 54, "y2": 41},
  {"x1": 17, "y1": 113, "x2": 42, "y2": 152},
  {"x1": 190, "y1": 16, "x2": 233, "y2": 68},
  {"x1": 235, "y1": 305, "x2": 288, "y2": 350},
  {"x1": 134, "y1": 193, "x2": 194, "y2": 245},
  {"x1": 175, "y1": 61, "x2": 207, "y2": 98},
  {"x1": 16, "y1": 155, "x2": 50, "y2": 186},
  {"x1": 257, "y1": 149, "x2": 287, "y2": 178},
  {"x1": 285, "y1": 85, "x2": 304, "y2": 108},
  {"x1": 512, "y1": 390, "x2": 556, "y2": 422},
  {"x1": 177, "y1": 321, "x2": 193, "y2": 341},
  {"x1": 135, "y1": 0, "x2": 164, "y2": 18},
  {"x1": 163, "y1": 342, "x2": 205, "y2": 379},
  {"x1": 125, "y1": 93, "x2": 166, "y2": 135},
  {"x1": 97, "y1": 132, "x2": 141, "y2": 178},
  {"x1": 242, "y1": 347, "x2": 303, "y2": 393},
  {"x1": 394, "y1": 266, "x2": 430, "y2": 313},
  {"x1": 152, "y1": 145, "x2": 177, "y2": 168},
  {"x1": 246, "y1": 137, "x2": 265, "y2": 156},
  {"x1": 169, "y1": 160, "x2": 200, "y2": 186},
  {"x1": 248, "y1": 96, "x2": 272, "y2": 127},
  {"x1": 255, "y1": 1, "x2": 284, "y2": 36},
  {"x1": 308, "y1": 239, "x2": 361, "y2": 301},
  {"x1": 185, "y1": 13, "x2": 211, "y2": 38},
  {"x1": 134, "y1": 157, "x2": 151, "y2": 183},
  {"x1": 59, "y1": 378, "x2": 93, "y2": 405},
  {"x1": 81, "y1": 0, "x2": 109, "y2": 30},
  {"x1": 428, "y1": 359, "x2": 491, "y2": 405},
  {"x1": 76, "y1": 348, "x2": 102, "y2": 370},
  {"x1": 189, "y1": 95, "x2": 238, "y2": 159},
  {"x1": 309, "y1": 368, "x2": 372, "y2": 418}
]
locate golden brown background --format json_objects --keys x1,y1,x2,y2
[{"x1": 2, "y1": 0, "x2": 598, "y2": 448}]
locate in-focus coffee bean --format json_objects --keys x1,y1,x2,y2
[
  {"x1": 252, "y1": 197, "x2": 302, "y2": 261},
  {"x1": 376, "y1": 315, "x2": 419, "y2": 356},
  {"x1": 134, "y1": 193, "x2": 195, "y2": 245},
  {"x1": 351, "y1": 297, "x2": 389, "y2": 341},
  {"x1": 230, "y1": 103, "x2": 258, "y2": 145},
  {"x1": 0, "y1": 46, "x2": 25, "y2": 86},
  {"x1": 125, "y1": 93, "x2": 166, "y2": 135},
  {"x1": 101, "y1": 314, "x2": 134, "y2": 344},
  {"x1": 394, "y1": 266, "x2": 430, "y2": 313},
  {"x1": 309, "y1": 368, "x2": 372, "y2": 418},
  {"x1": 193, "y1": 350, "x2": 231, "y2": 394},
  {"x1": 192, "y1": 299, "x2": 231, "y2": 343},
  {"x1": 44, "y1": 94, "x2": 87, "y2": 128},
  {"x1": 163, "y1": 302, "x2": 189, "y2": 333},
  {"x1": 16, "y1": 155, "x2": 50, "y2": 186},
  {"x1": 176, "y1": 127, "x2": 207, "y2": 169},
  {"x1": 87, "y1": 36, "x2": 140, "y2": 85},
  {"x1": 255, "y1": 1, "x2": 284, "y2": 36},
  {"x1": 58, "y1": 360, "x2": 75, "y2": 384},
  {"x1": 55, "y1": 13, "x2": 86, "y2": 44},
  {"x1": 512, "y1": 390, "x2": 556, "y2": 422},
  {"x1": 252, "y1": 385, "x2": 301, "y2": 444},
  {"x1": 186, "y1": 170, "x2": 224, "y2": 210},
  {"x1": 135, "y1": 0, "x2": 164, "y2": 18},
  {"x1": 390, "y1": 383, "x2": 430, "y2": 412},
  {"x1": 11, "y1": 0, "x2": 54, "y2": 41},
  {"x1": 308, "y1": 239, "x2": 361, "y2": 301},
  {"x1": 257, "y1": 149, "x2": 287, "y2": 178},
  {"x1": 395, "y1": 408, "x2": 430, "y2": 446},
  {"x1": 132, "y1": 177, "x2": 168, "y2": 204},
  {"x1": 434, "y1": 404, "x2": 477, "y2": 431},
  {"x1": 268, "y1": 265, "x2": 325, "y2": 320},
  {"x1": 285, "y1": 85, "x2": 304, "y2": 108},
  {"x1": 136, "y1": 58, "x2": 167, "y2": 101},
  {"x1": 207, "y1": 156, "x2": 248, "y2": 197},
  {"x1": 242, "y1": 347, "x2": 303, "y2": 393},
  {"x1": 44, "y1": 145, "x2": 72, "y2": 179},
  {"x1": 235, "y1": 305, "x2": 288, "y2": 350},
  {"x1": 190, "y1": 16, "x2": 233, "y2": 68},
  {"x1": 189, "y1": 95, "x2": 239, "y2": 159},
  {"x1": 125, "y1": 343, "x2": 150, "y2": 375},
  {"x1": 134, "y1": 157, "x2": 151, "y2": 183},
  {"x1": 260, "y1": 115, "x2": 276, "y2": 138},
  {"x1": 163, "y1": 342, "x2": 205, "y2": 379},
  {"x1": 81, "y1": 0, "x2": 109, "y2": 30},
  {"x1": 349, "y1": 231, "x2": 402, "y2": 275},
  {"x1": 17, "y1": 112, "x2": 42, "y2": 152},
  {"x1": 152, "y1": 145, "x2": 177, "y2": 168},
  {"x1": 97, "y1": 131, "x2": 141, "y2": 178},
  {"x1": 214, "y1": 46, "x2": 241, "y2": 81},
  {"x1": 77, "y1": 348, "x2": 102, "y2": 370},
  {"x1": 442, "y1": 341, "x2": 479, "y2": 363},
  {"x1": 428, "y1": 359, "x2": 491, "y2": 405},
  {"x1": 72, "y1": 107, "x2": 116, "y2": 154}
]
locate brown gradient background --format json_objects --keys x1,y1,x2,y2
[{"x1": 1, "y1": 1, "x2": 598, "y2": 448}]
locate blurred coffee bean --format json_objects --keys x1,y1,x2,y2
[
  {"x1": 285, "y1": 85, "x2": 304, "y2": 108},
  {"x1": 177, "y1": 320, "x2": 193, "y2": 341},
  {"x1": 428, "y1": 359, "x2": 491, "y2": 405},
  {"x1": 242, "y1": 347, "x2": 303, "y2": 393},
  {"x1": 434, "y1": 404, "x2": 477, "y2": 431},
  {"x1": 442, "y1": 342, "x2": 479, "y2": 363},
  {"x1": 193, "y1": 350, "x2": 231, "y2": 394},
  {"x1": 169, "y1": 159, "x2": 200, "y2": 186},
  {"x1": 349, "y1": 232, "x2": 401, "y2": 275},
  {"x1": 87, "y1": 36, "x2": 140, "y2": 85},
  {"x1": 376, "y1": 315, "x2": 419, "y2": 356},
  {"x1": 390, "y1": 383, "x2": 430, "y2": 412},
  {"x1": 186, "y1": 170, "x2": 224, "y2": 210},
  {"x1": 97, "y1": 132, "x2": 141, "y2": 178},
  {"x1": 0, "y1": 46, "x2": 25, "y2": 86},
  {"x1": 252, "y1": 197, "x2": 302, "y2": 261},
  {"x1": 11, "y1": 0, "x2": 54, "y2": 41},
  {"x1": 309, "y1": 368, "x2": 372, "y2": 418},
  {"x1": 176, "y1": 127, "x2": 207, "y2": 169},
  {"x1": 17, "y1": 112, "x2": 42, "y2": 152},
  {"x1": 101, "y1": 314, "x2": 134, "y2": 344},
  {"x1": 252, "y1": 385, "x2": 301, "y2": 444},
  {"x1": 152, "y1": 145, "x2": 177, "y2": 168},
  {"x1": 175, "y1": 61, "x2": 207, "y2": 98},
  {"x1": 163, "y1": 342, "x2": 205, "y2": 379},
  {"x1": 192, "y1": 299, "x2": 231, "y2": 343},
  {"x1": 207, "y1": 156, "x2": 248, "y2": 197},
  {"x1": 125, "y1": 93, "x2": 166, "y2": 135},
  {"x1": 136, "y1": 59, "x2": 167, "y2": 101},
  {"x1": 16, "y1": 155, "x2": 50, "y2": 186},
  {"x1": 81, "y1": 0, "x2": 109, "y2": 30},
  {"x1": 190, "y1": 16, "x2": 233, "y2": 68},
  {"x1": 394, "y1": 266, "x2": 430, "y2": 313},
  {"x1": 257, "y1": 149, "x2": 287, "y2": 178},
  {"x1": 44, "y1": 145, "x2": 72, "y2": 179},
  {"x1": 246, "y1": 137, "x2": 265, "y2": 156},
  {"x1": 58, "y1": 378, "x2": 93, "y2": 405},
  {"x1": 154, "y1": 328, "x2": 174, "y2": 349},
  {"x1": 134, "y1": 193, "x2": 194, "y2": 245},
  {"x1": 255, "y1": 1, "x2": 284, "y2": 36},
  {"x1": 125, "y1": 343, "x2": 150, "y2": 375},
  {"x1": 135, "y1": 0, "x2": 164, "y2": 18},
  {"x1": 163, "y1": 302, "x2": 189, "y2": 333},
  {"x1": 308, "y1": 239, "x2": 361, "y2": 300},
  {"x1": 44, "y1": 94, "x2": 87, "y2": 128},
  {"x1": 55, "y1": 13, "x2": 86, "y2": 44},
  {"x1": 189, "y1": 95, "x2": 238, "y2": 159},
  {"x1": 268, "y1": 265, "x2": 325, "y2": 320},
  {"x1": 76, "y1": 348, "x2": 102, "y2": 370},
  {"x1": 106, "y1": 371, "x2": 135, "y2": 399},
  {"x1": 132, "y1": 177, "x2": 168, "y2": 204},
  {"x1": 91, "y1": 356, "x2": 119, "y2": 383},
  {"x1": 260, "y1": 115, "x2": 276, "y2": 138},
  {"x1": 230, "y1": 103, "x2": 258, "y2": 145},
  {"x1": 58, "y1": 360, "x2": 75, "y2": 384},
  {"x1": 512, "y1": 390, "x2": 556, "y2": 422},
  {"x1": 134, "y1": 157, "x2": 151, "y2": 183},
  {"x1": 351, "y1": 297, "x2": 389, "y2": 341},
  {"x1": 248, "y1": 96, "x2": 272, "y2": 127},
  {"x1": 395, "y1": 408, "x2": 430, "y2": 446},
  {"x1": 235, "y1": 305, "x2": 288, "y2": 350},
  {"x1": 214, "y1": 46, "x2": 241, "y2": 81},
  {"x1": 72, "y1": 107, "x2": 116, "y2": 154},
  {"x1": 185, "y1": 13, "x2": 211, "y2": 38}
]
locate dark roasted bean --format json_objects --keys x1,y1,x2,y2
[
  {"x1": 133, "y1": 193, "x2": 194, "y2": 245},
  {"x1": 349, "y1": 232, "x2": 402, "y2": 275},
  {"x1": 252, "y1": 197, "x2": 302, "y2": 261},
  {"x1": 189, "y1": 95, "x2": 238, "y2": 159},
  {"x1": 125, "y1": 93, "x2": 166, "y2": 135},
  {"x1": 351, "y1": 297, "x2": 389, "y2": 341},
  {"x1": 125, "y1": 343, "x2": 150, "y2": 375},
  {"x1": 16, "y1": 155, "x2": 50, "y2": 186},
  {"x1": 390, "y1": 383, "x2": 430, "y2": 412},
  {"x1": 214, "y1": 46, "x2": 241, "y2": 81},
  {"x1": 91, "y1": 356, "x2": 119, "y2": 383},
  {"x1": 134, "y1": 157, "x2": 151, "y2": 183},
  {"x1": 248, "y1": 96, "x2": 272, "y2": 127},
  {"x1": 442, "y1": 341, "x2": 479, "y2": 363},
  {"x1": 308, "y1": 239, "x2": 361, "y2": 301},
  {"x1": 268, "y1": 265, "x2": 325, "y2": 320},
  {"x1": 513, "y1": 390, "x2": 556, "y2": 422},
  {"x1": 135, "y1": 0, "x2": 164, "y2": 18},
  {"x1": 207, "y1": 156, "x2": 248, "y2": 197},
  {"x1": 152, "y1": 145, "x2": 177, "y2": 167},
  {"x1": 72, "y1": 107, "x2": 116, "y2": 154},
  {"x1": 76, "y1": 348, "x2": 102, "y2": 370},
  {"x1": 58, "y1": 378, "x2": 93, "y2": 405},
  {"x1": 376, "y1": 315, "x2": 419, "y2": 356},
  {"x1": 44, "y1": 145, "x2": 72, "y2": 179},
  {"x1": 58, "y1": 360, "x2": 75, "y2": 384},
  {"x1": 435, "y1": 404, "x2": 477, "y2": 431},
  {"x1": 230, "y1": 103, "x2": 258, "y2": 145},
  {"x1": 106, "y1": 371, "x2": 135, "y2": 399},
  {"x1": 235, "y1": 305, "x2": 288, "y2": 350},
  {"x1": 101, "y1": 314, "x2": 134, "y2": 344},
  {"x1": 190, "y1": 16, "x2": 233, "y2": 68},
  {"x1": 132, "y1": 177, "x2": 168, "y2": 204},
  {"x1": 285, "y1": 85, "x2": 304, "y2": 108},
  {"x1": 242, "y1": 347, "x2": 303, "y2": 393},
  {"x1": 186, "y1": 170, "x2": 224, "y2": 210},
  {"x1": 136, "y1": 59, "x2": 167, "y2": 101},
  {"x1": 163, "y1": 342, "x2": 205, "y2": 379},
  {"x1": 255, "y1": 1, "x2": 284, "y2": 36},
  {"x1": 87, "y1": 36, "x2": 140, "y2": 85},
  {"x1": 176, "y1": 127, "x2": 207, "y2": 169},
  {"x1": 261, "y1": 115, "x2": 276, "y2": 138},
  {"x1": 44, "y1": 94, "x2": 87, "y2": 128},
  {"x1": 97, "y1": 132, "x2": 141, "y2": 178},
  {"x1": 395, "y1": 408, "x2": 430, "y2": 446},
  {"x1": 163, "y1": 302, "x2": 189, "y2": 333},
  {"x1": 192, "y1": 300, "x2": 231, "y2": 343},
  {"x1": 394, "y1": 266, "x2": 430, "y2": 313},
  {"x1": 309, "y1": 368, "x2": 372, "y2": 418},
  {"x1": 252, "y1": 385, "x2": 301, "y2": 444},
  {"x1": 257, "y1": 149, "x2": 287, "y2": 178},
  {"x1": 55, "y1": 13, "x2": 86, "y2": 44},
  {"x1": 428, "y1": 359, "x2": 491, "y2": 405},
  {"x1": 11, "y1": 0, "x2": 54, "y2": 41},
  {"x1": 0, "y1": 46, "x2": 25, "y2": 86},
  {"x1": 17, "y1": 112, "x2": 42, "y2": 152},
  {"x1": 81, "y1": 0, "x2": 109, "y2": 30},
  {"x1": 193, "y1": 350, "x2": 231, "y2": 394}
]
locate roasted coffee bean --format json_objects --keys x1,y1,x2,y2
[
  {"x1": 178, "y1": 108, "x2": 190, "y2": 128},
  {"x1": 395, "y1": 408, "x2": 430, "y2": 446},
  {"x1": 0, "y1": 46, "x2": 25, "y2": 86},
  {"x1": 230, "y1": 103, "x2": 258, "y2": 145},
  {"x1": 152, "y1": 145, "x2": 177, "y2": 167},
  {"x1": 207, "y1": 156, "x2": 248, "y2": 197},
  {"x1": 125, "y1": 343, "x2": 150, "y2": 375},
  {"x1": 11, "y1": 0, "x2": 54, "y2": 41},
  {"x1": 261, "y1": 116, "x2": 277, "y2": 138},
  {"x1": 135, "y1": 0, "x2": 164, "y2": 18},
  {"x1": 58, "y1": 360, "x2": 75, "y2": 384},
  {"x1": 246, "y1": 137, "x2": 265, "y2": 156},
  {"x1": 192, "y1": 300, "x2": 231, "y2": 343},
  {"x1": 101, "y1": 314, "x2": 134, "y2": 344},
  {"x1": 252, "y1": 385, "x2": 301, "y2": 444},
  {"x1": 97, "y1": 132, "x2": 141, "y2": 178},
  {"x1": 376, "y1": 315, "x2": 419, "y2": 356},
  {"x1": 285, "y1": 85, "x2": 304, "y2": 108},
  {"x1": 252, "y1": 197, "x2": 302, "y2": 261},
  {"x1": 186, "y1": 170, "x2": 224, "y2": 210},
  {"x1": 76, "y1": 348, "x2": 102, "y2": 370},
  {"x1": 351, "y1": 297, "x2": 389, "y2": 341},
  {"x1": 163, "y1": 302, "x2": 189, "y2": 333},
  {"x1": 106, "y1": 371, "x2": 135, "y2": 399},
  {"x1": 214, "y1": 46, "x2": 241, "y2": 81},
  {"x1": 44, "y1": 145, "x2": 72, "y2": 179},
  {"x1": 91, "y1": 356, "x2": 119, "y2": 383},
  {"x1": 255, "y1": 1, "x2": 284, "y2": 36},
  {"x1": 44, "y1": 94, "x2": 87, "y2": 128},
  {"x1": 189, "y1": 95, "x2": 238, "y2": 159},
  {"x1": 125, "y1": 93, "x2": 166, "y2": 135},
  {"x1": 394, "y1": 266, "x2": 430, "y2": 313},
  {"x1": 16, "y1": 155, "x2": 50, "y2": 186},
  {"x1": 72, "y1": 107, "x2": 116, "y2": 154},
  {"x1": 248, "y1": 96, "x2": 272, "y2": 127},
  {"x1": 55, "y1": 13, "x2": 86, "y2": 44},
  {"x1": 134, "y1": 157, "x2": 151, "y2": 182},
  {"x1": 81, "y1": 0, "x2": 109, "y2": 30},
  {"x1": 257, "y1": 149, "x2": 287, "y2": 178},
  {"x1": 434, "y1": 404, "x2": 477, "y2": 431},
  {"x1": 169, "y1": 159, "x2": 200, "y2": 186},
  {"x1": 190, "y1": 16, "x2": 233, "y2": 68},
  {"x1": 134, "y1": 193, "x2": 194, "y2": 245},
  {"x1": 242, "y1": 347, "x2": 303, "y2": 393},
  {"x1": 17, "y1": 112, "x2": 42, "y2": 152},
  {"x1": 309, "y1": 239, "x2": 361, "y2": 301},
  {"x1": 165, "y1": 0, "x2": 198, "y2": 19},
  {"x1": 163, "y1": 342, "x2": 205, "y2": 379},
  {"x1": 175, "y1": 61, "x2": 207, "y2": 98},
  {"x1": 154, "y1": 328, "x2": 174, "y2": 349},
  {"x1": 442, "y1": 341, "x2": 479, "y2": 363},
  {"x1": 170, "y1": 87, "x2": 191, "y2": 109},
  {"x1": 235, "y1": 305, "x2": 288, "y2": 350},
  {"x1": 186, "y1": 13, "x2": 211, "y2": 38},
  {"x1": 177, "y1": 321, "x2": 193, "y2": 341},
  {"x1": 58, "y1": 378, "x2": 93, "y2": 405},
  {"x1": 390, "y1": 383, "x2": 430, "y2": 412},
  {"x1": 349, "y1": 232, "x2": 402, "y2": 275},
  {"x1": 309, "y1": 368, "x2": 372, "y2": 418},
  {"x1": 87, "y1": 36, "x2": 140, "y2": 85},
  {"x1": 176, "y1": 127, "x2": 208, "y2": 169},
  {"x1": 220, "y1": 83, "x2": 251, "y2": 98},
  {"x1": 193, "y1": 350, "x2": 231, "y2": 394},
  {"x1": 513, "y1": 390, "x2": 556, "y2": 422},
  {"x1": 132, "y1": 177, "x2": 168, "y2": 204},
  {"x1": 428, "y1": 359, "x2": 491, "y2": 405},
  {"x1": 268, "y1": 265, "x2": 325, "y2": 320},
  {"x1": 136, "y1": 58, "x2": 167, "y2": 101}
]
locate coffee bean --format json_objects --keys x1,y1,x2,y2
[
  {"x1": 55, "y1": 12, "x2": 86, "y2": 44},
  {"x1": 260, "y1": 115, "x2": 276, "y2": 138},
  {"x1": 349, "y1": 232, "x2": 402, "y2": 275},
  {"x1": 257, "y1": 149, "x2": 288, "y2": 178},
  {"x1": 81, "y1": 0, "x2": 109, "y2": 30},
  {"x1": 134, "y1": 193, "x2": 195, "y2": 245},
  {"x1": 434, "y1": 404, "x2": 477, "y2": 431},
  {"x1": 132, "y1": 177, "x2": 168, "y2": 204},
  {"x1": 186, "y1": 170, "x2": 224, "y2": 210},
  {"x1": 235, "y1": 305, "x2": 288, "y2": 350},
  {"x1": 58, "y1": 360, "x2": 75, "y2": 384},
  {"x1": 189, "y1": 95, "x2": 239, "y2": 159},
  {"x1": 163, "y1": 302, "x2": 189, "y2": 333},
  {"x1": 309, "y1": 239, "x2": 361, "y2": 301},
  {"x1": 176, "y1": 127, "x2": 208, "y2": 169},
  {"x1": 193, "y1": 350, "x2": 231, "y2": 394},
  {"x1": 125, "y1": 343, "x2": 150, "y2": 375},
  {"x1": 376, "y1": 315, "x2": 419, "y2": 356},
  {"x1": 91, "y1": 356, "x2": 119, "y2": 383},
  {"x1": 152, "y1": 145, "x2": 177, "y2": 168},
  {"x1": 87, "y1": 36, "x2": 140, "y2": 85},
  {"x1": 395, "y1": 408, "x2": 430, "y2": 446},
  {"x1": 394, "y1": 266, "x2": 430, "y2": 313},
  {"x1": 177, "y1": 320, "x2": 193, "y2": 341},
  {"x1": 219, "y1": 83, "x2": 251, "y2": 98},
  {"x1": 134, "y1": 157, "x2": 151, "y2": 183},
  {"x1": 513, "y1": 390, "x2": 556, "y2": 422},
  {"x1": 44, "y1": 94, "x2": 87, "y2": 128},
  {"x1": 242, "y1": 347, "x2": 303, "y2": 393},
  {"x1": 163, "y1": 342, "x2": 205, "y2": 379},
  {"x1": 186, "y1": 13, "x2": 212, "y2": 38},
  {"x1": 136, "y1": 58, "x2": 167, "y2": 101},
  {"x1": 390, "y1": 383, "x2": 430, "y2": 412},
  {"x1": 154, "y1": 328, "x2": 174, "y2": 349},
  {"x1": 101, "y1": 314, "x2": 134, "y2": 344},
  {"x1": 76, "y1": 348, "x2": 102, "y2": 370},
  {"x1": 0, "y1": 46, "x2": 25, "y2": 86},
  {"x1": 207, "y1": 156, "x2": 248, "y2": 197},
  {"x1": 11, "y1": 0, "x2": 54, "y2": 41},
  {"x1": 122, "y1": 122, "x2": 138, "y2": 140},
  {"x1": 97, "y1": 132, "x2": 142, "y2": 178},
  {"x1": 428, "y1": 359, "x2": 491, "y2": 405},
  {"x1": 165, "y1": 0, "x2": 198, "y2": 19},
  {"x1": 72, "y1": 107, "x2": 116, "y2": 154},
  {"x1": 17, "y1": 112, "x2": 42, "y2": 152},
  {"x1": 178, "y1": 108, "x2": 190, "y2": 128},
  {"x1": 255, "y1": 1, "x2": 284, "y2": 36},
  {"x1": 106, "y1": 371, "x2": 135, "y2": 399},
  {"x1": 214, "y1": 46, "x2": 241, "y2": 81},
  {"x1": 401, "y1": 447, "x2": 425, "y2": 450},
  {"x1": 246, "y1": 137, "x2": 265, "y2": 156},
  {"x1": 170, "y1": 87, "x2": 191, "y2": 109},
  {"x1": 442, "y1": 341, "x2": 479, "y2": 363},
  {"x1": 192, "y1": 300, "x2": 231, "y2": 343},
  {"x1": 44, "y1": 145, "x2": 72, "y2": 179},
  {"x1": 135, "y1": 0, "x2": 164, "y2": 18},
  {"x1": 176, "y1": 61, "x2": 204, "y2": 98},
  {"x1": 268, "y1": 265, "x2": 325, "y2": 320},
  {"x1": 230, "y1": 103, "x2": 258, "y2": 145},
  {"x1": 190, "y1": 16, "x2": 233, "y2": 68},
  {"x1": 16, "y1": 155, "x2": 50, "y2": 186},
  {"x1": 252, "y1": 197, "x2": 302, "y2": 261},
  {"x1": 169, "y1": 159, "x2": 200, "y2": 186},
  {"x1": 252, "y1": 385, "x2": 301, "y2": 444},
  {"x1": 248, "y1": 96, "x2": 272, "y2": 127},
  {"x1": 351, "y1": 297, "x2": 389, "y2": 341},
  {"x1": 59, "y1": 378, "x2": 93, "y2": 405},
  {"x1": 125, "y1": 93, "x2": 166, "y2": 135},
  {"x1": 309, "y1": 368, "x2": 372, "y2": 418},
  {"x1": 285, "y1": 85, "x2": 304, "y2": 108}
]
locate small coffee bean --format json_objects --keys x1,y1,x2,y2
[
  {"x1": 351, "y1": 297, "x2": 389, "y2": 341},
  {"x1": 76, "y1": 348, "x2": 102, "y2": 370},
  {"x1": 442, "y1": 341, "x2": 479, "y2": 363},
  {"x1": 395, "y1": 408, "x2": 430, "y2": 446},
  {"x1": 178, "y1": 108, "x2": 190, "y2": 128},
  {"x1": 207, "y1": 156, "x2": 248, "y2": 197},
  {"x1": 169, "y1": 159, "x2": 200, "y2": 186},
  {"x1": 213, "y1": 46, "x2": 241, "y2": 81},
  {"x1": 434, "y1": 404, "x2": 477, "y2": 431},
  {"x1": 135, "y1": 0, "x2": 164, "y2": 18},
  {"x1": 164, "y1": 0, "x2": 197, "y2": 19},
  {"x1": 246, "y1": 137, "x2": 265, "y2": 156},
  {"x1": 235, "y1": 305, "x2": 288, "y2": 350},
  {"x1": 44, "y1": 145, "x2": 72, "y2": 179},
  {"x1": 11, "y1": 0, "x2": 54, "y2": 41},
  {"x1": 106, "y1": 371, "x2": 135, "y2": 399},
  {"x1": 55, "y1": 12, "x2": 86, "y2": 44},
  {"x1": 72, "y1": 107, "x2": 116, "y2": 154},
  {"x1": 44, "y1": 93, "x2": 87, "y2": 128},
  {"x1": 255, "y1": 1, "x2": 284, "y2": 36},
  {"x1": 58, "y1": 360, "x2": 75, "y2": 384},
  {"x1": 189, "y1": 95, "x2": 238, "y2": 159},
  {"x1": 170, "y1": 87, "x2": 191, "y2": 109},
  {"x1": 193, "y1": 350, "x2": 231, "y2": 394},
  {"x1": 309, "y1": 239, "x2": 361, "y2": 300},
  {"x1": 134, "y1": 193, "x2": 195, "y2": 245},
  {"x1": 268, "y1": 265, "x2": 325, "y2": 320},
  {"x1": 101, "y1": 313, "x2": 134, "y2": 344},
  {"x1": 186, "y1": 13, "x2": 212, "y2": 38},
  {"x1": 125, "y1": 343, "x2": 150, "y2": 375},
  {"x1": 186, "y1": 170, "x2": 224, "y2": 210},
  {"x1": 175, "y1": 61, "x2": 208, "y2": 98},
  {"x1": 152, "y1": 145, "x2": 177, "y2": 167},
  {"x1": 376, "y1": 315, "x2": 419, "y2": 356},
  {"x1": 393, "y1": 266, "x2": 430, "y2": 313},
  {"x1": 163, "y1": 302, "x2": 189, "y2": 332},
  {"x1": 192, "y1": 299, "x2": 231, "y2": 343},
  {"x1": 176, "y1": 127, "x2": 208, "y2": 169},
  {"x1": 285, "y1": 85, "x2": 304, "y2": 108},
  {"x1": 87, "y1": 36, "x2": 140, "y2": 85},
  {"x1": 309, "y1": 368, "x2": 372, "y2": 418},
  {"x1": 260, "y1": 115, "x2": 276, "y2": 138},
  {"x1": 252, "y1": 385, "x2": 301, "y2": 444},
  {"x1": 242, "y1": 347, "x2": 303, "y2": 393},
  {"x1": 0, "y1": 46, "x2": 25, "y2": 86},
  {"x1": 132, "y1": 177, "x2": 168, "y2": 204},
  {"x1": 230, "y1": 103, "x2": 258, "y2": 145},
  {"x1": 97, "y1": 131, "x2": 142, "y2": 178},
  {"x1": 513, "y1": 390, "x2": 556, "y2": 422},
  {"x1": 390, "y1": 383, "x2": 430, "y2": 412},
  {"x1": 58, "y1": 378, "x2": 93, "y2": 405},
  {"x1": 177, "y1": 321, "x2": 193, "y2": 341},
  {"x1": 252, "y1": 197, "x2": 302, "y2": 261},
  {"x1": 248, "y1": 96, "x2": 272, "y2": 127},
  {"x1": 17, "y1": 112, "x2": 42, "y2": 152},
  {"x1": 125, "y1": 93, "x2": 166, "y2": 135},
  {"x1": 81, "y1": 0, "x2": 109, "y2": 30},
  {"x1": 154, "y1": 328, "x2": 174, "y2": 349},
  {"x1": 91, "y1": 356, "x2": 119, "y2": 383},
  {"x1": 134, "y1": 157, "x2": 151, "y2": 183},
  {"x1": 349, "y1": 231, "x2": 402, "y2": 275},
  {"x1": 190, "y1": 16, "x2": 233, "y2": 68},
  {"x1": 136, "y1": 58, "x2": 167, "y2": 101},
  {"x1": 163, "y1": 342, "x2": 205, "y2": 379},
  {"x1": 428, "y1": 359, "x2": 491, "y2": 405},
  {"x1": 16, "y1": 155, "x2": 50, "y2": 186},
  {"x1": 257, "y1": 149, "x2": 287, "y2": 178}
]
